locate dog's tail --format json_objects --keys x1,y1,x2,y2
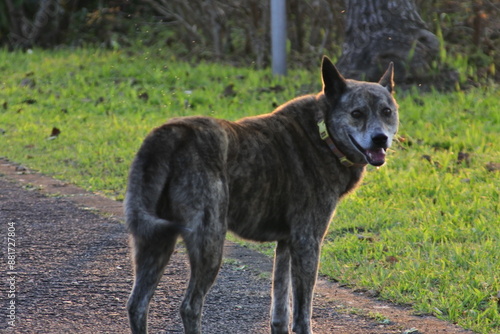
[{"x1": 124, "y1": 142, "x2": 187, "y2": 241}]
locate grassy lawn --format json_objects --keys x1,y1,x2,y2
[{"x1": 0, "y1": 48, "x2": 498, "y2": 333}]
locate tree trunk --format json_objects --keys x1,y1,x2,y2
[
  {"x1": 5, "y1": 0, "x2": 66, "y2": 48},
  {"x1": 28, "y1": 0, "x2": 58, "y2": 47},
  {"x1": 337, "y1": 0, "x2": 439, "y2": 83},
  {"x1": 5, "y1": 0, "x2": 28, "y2": 47}
]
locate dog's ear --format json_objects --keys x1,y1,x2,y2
[
  {"x1": 378, "y1": 62, "x2": 395, "y2": 94},
  {"x1": 321, "y1": 56, "x2": 347, "y2": 105}
]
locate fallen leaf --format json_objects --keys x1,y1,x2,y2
[
  {"x1": 457, "y1": 152, "x2": 470, "y2": 165},
  {"x1": 422, "y1": 155, "x2": 441, "y2": 168},
  {"x1": 366, "y1": 289, "x2": 379, "y2": 297},
  {"x1": 20, "y1": 77, "x2": 36, "y2": 88},
  {"x1": 48, "y1": 127, "x2": 61, "y2": 139},
  {"x1": 258, "y1": 85, "x2": 285, "y2": 94},
  {"x1": 357, "y1": 234, "x2": 374, "y2": 242},
  {"x1": 23, "y1": 98, "x2": 37, "y2": 104},
  {"x1": 386, "y1": 255, "x2": 399, "y2": 264},
  {"x1": 95, "y1": 97, "x2": 105, "y2": 105},
  {"x1": 421, "y1": 155, "x2": 432, "y2": 163},
  {"x1": 486, "y1": 162, "x2": 500, "y2": 172},
  {"x1": 269, "y1": 85, "x2": 285, "y2": 92},
  {"x1": 412, "y1": 97, "x2": 425, "y2": 106},
  {"x1": 222, "y1": 84, "x2": 236, "y2": 97}
]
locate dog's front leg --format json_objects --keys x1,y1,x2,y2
[
  {"x1": 290, "y1": 238, "x2": 321, "y2": 334},
  {"x1": 271, "y1": 240, "x2": 292, "y2": 334}
]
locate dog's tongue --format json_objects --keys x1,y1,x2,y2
[{"x1": 365, "y1": 148, "x2": 386, "y2": 166}]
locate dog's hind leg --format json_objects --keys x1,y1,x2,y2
[
  {"x1": 180, "y1": 214, "x2": 226, "y2": 334},
  {"x1": 127, "y1": 234, "x2": 178, "y2": 334},
  {"x1": 271, "y1": 240, "x2": 292, "y2": 334},
  {"x1": 179, "y1": 180, "x2": 228, "y2": 334}
]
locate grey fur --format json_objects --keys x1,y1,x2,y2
[{"x1": 125, "y1": 56, "x2": 398, "y2": 334}]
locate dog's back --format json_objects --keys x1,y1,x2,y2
[{"x1": 125, "y1": 93, "x2": 361, "y2": 242}]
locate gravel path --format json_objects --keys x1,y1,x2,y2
[{"x1": 0, "y1": 160, "x2": 473, "y2": 333}]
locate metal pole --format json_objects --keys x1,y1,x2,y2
[{"x1": 271, "y1": 0, "x2": 287, "y2": 76}]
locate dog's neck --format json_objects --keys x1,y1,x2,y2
[{"x1": 316, "y1": 119, "x2": 367, "y2": 168}]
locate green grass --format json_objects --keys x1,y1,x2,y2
[{"x1": 1, "y1": 48, "x2": 499, "y2": 333}]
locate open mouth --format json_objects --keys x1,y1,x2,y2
[{"x1": 348, "y1": 135, "x2": 387, "y2": 166}]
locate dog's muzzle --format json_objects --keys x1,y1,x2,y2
[{"x1": 349, "y1": 134, "x2": 389, "y2": 167}]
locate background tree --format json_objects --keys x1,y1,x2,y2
[
  {"x1": 0, "y1": 1, "x2": 497, "y2": 85},
  {"x1": 336, "y1": 0, "x2": 440, "y2": 83},
  {"x1": 2, "y1": 0, "x2": 79, "y2": 48}
]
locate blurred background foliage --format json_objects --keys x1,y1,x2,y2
[{"x1": 0, "y1": 0, "x2": 498, "y2": 83}]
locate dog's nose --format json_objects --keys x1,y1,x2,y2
[{"x1": 371, "y1": 133, "x2": 388, "y2": 147}]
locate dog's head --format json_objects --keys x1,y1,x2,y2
[{"x1": 321, "y1": 56, "x2": 399, "y2": 166}]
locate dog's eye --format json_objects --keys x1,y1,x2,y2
[
  {"x1": 351, "y1": 110, "x2": 363, "y2": 119},
  {"x1": 381, "y1": 108, "x2": 392, "y2": 116}
]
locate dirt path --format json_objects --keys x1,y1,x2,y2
[{"x1": 0, "y1": 159, "x2": 473, "y2": 333}]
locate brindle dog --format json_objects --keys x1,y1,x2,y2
[{"x1": 125, "y1": 56, "x2": 399, "y2": 334}]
